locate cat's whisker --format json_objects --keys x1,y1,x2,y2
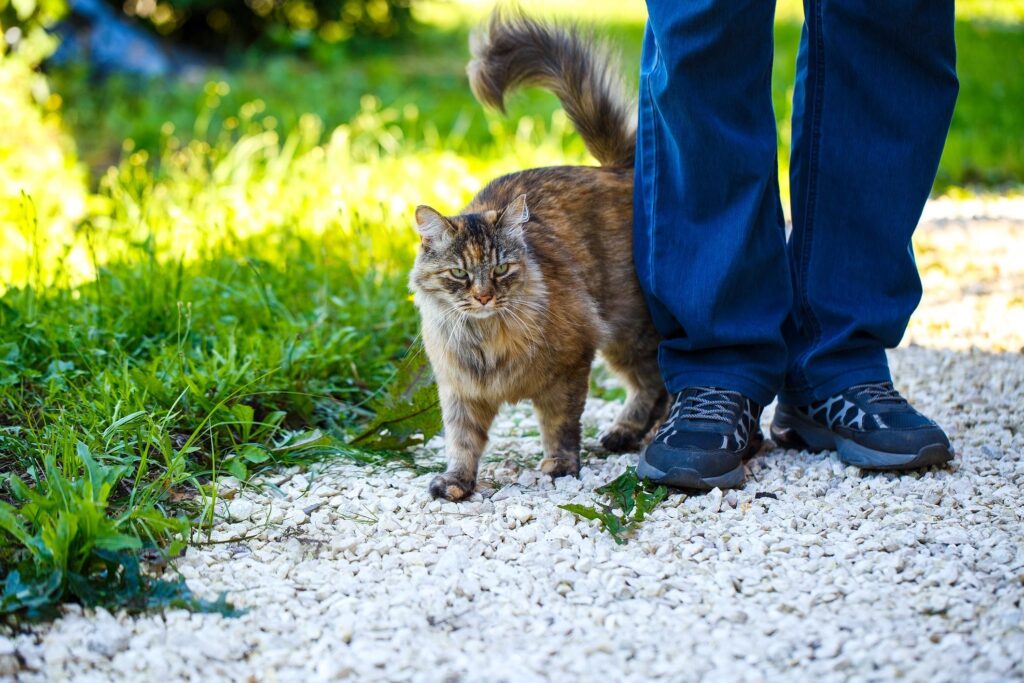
[
  {"x1": 503, "y1": 304, "x2": 543, "y2": 337},
  {"x1": 434, "y1": 305, "x2": 463, "y2": 331},
  {"x1": 521, "y1": 303, "x2": 582, "y2": 331},
  {"x1": 497, "y1": 307, "x2": 538, "y2": 343},
  {"x1": 444, "y1": 310, "x2": 469, "y2": 352},
  {"x1": 430, "y1": 302, "x2": 471, "y2": 355},
  {"x1": 506, "y1": 296, "x2": 583, "y2": 332}
]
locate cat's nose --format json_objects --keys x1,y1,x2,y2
[{"x1": 475, "y1": 293, "x2": 493, "y2": 305}]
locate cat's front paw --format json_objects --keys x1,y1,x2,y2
[
  {"x1": 540, "y1": 456, "x2": 580, "y2": 479},
  {"x1": 428, "y1": 472, "x2": 476, "y2": 501},
  {"x1": 599, "y1": 426, "x2": 643, "y2": 453}
]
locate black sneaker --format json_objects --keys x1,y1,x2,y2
[
  {"x1": 770, "y1": 381, "x2": 953, "y2": 470},
  {"x1": 637, "y1": 387, "x2": 764, "y2": 490}
]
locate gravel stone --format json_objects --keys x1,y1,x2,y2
[
  {"x1": 225, "y1": 498, "x2": 256, "y2": 522},
  {"x1": 4, "y1": 201, "x2": 1023, "y2": 682}
]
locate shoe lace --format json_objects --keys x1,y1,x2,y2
[
  {"x1": 850, "y1": 381, "x2": 908, "y2": 406},
  {"x1": 672, "y1": 387, "x2": 742, "y2": 424}
]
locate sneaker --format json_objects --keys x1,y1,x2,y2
[
  {"x1": 637, "y1": 387, "x2": 764, "y2": 490},
  {"x1": 770, "y1": 381, "x2": 953, "y2": 470}
]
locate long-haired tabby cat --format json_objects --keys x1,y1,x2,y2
[{"x1": 411, "y1": 10, "x2": 666, "y2": 501}]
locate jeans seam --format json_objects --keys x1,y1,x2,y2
[
  {"x1": 644, "y1": 45, "x2": 661, "y2": 296},
  {"x1": 792, "y1": 0, "x2": 826, "y2": 387}
]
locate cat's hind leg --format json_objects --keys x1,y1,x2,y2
[
  {"x1": 428, "y1": 389, "x2": 499, "y2": 501},
  {"x1": 599, "y1": 339, "x2": 668, "y2": 453},
  {"x1": 533, "y1": 364, "x2": 590, "y2": 478}
]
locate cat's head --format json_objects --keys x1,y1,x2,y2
[{"x1": 409, "y1": 194, "x2": 534, "y2": 320}]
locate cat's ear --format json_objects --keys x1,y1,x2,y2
[
  {"x1": 415, "y1": 205, "x2": 454, "y2": 245},
  {"x1": 497, "y1": 194, "x2": 529, "y2": 238}
]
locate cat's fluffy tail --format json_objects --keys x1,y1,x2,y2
[{"x1": 468, "y1": 8, "x2": 636, "y2": 169}]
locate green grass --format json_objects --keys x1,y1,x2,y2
[
  {"x1": 0, "y1": 176, "x2": 427, "y2": 615},
  {"x1": 1, "y1": 0, "x2": 1022, "y2": 618},
  {"x1": 48, "y1": 2, "x2": 1024, "y2": 194}
]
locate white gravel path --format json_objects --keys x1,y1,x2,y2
[{"x1": 3, "y1": 198, "x2": 1023, "y2": 683}]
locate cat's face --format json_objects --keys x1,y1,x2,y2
[{"x1": 410, "y1": 194, "x2": 532, "y2": 320}]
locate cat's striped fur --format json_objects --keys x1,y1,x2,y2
[{"x1": 411, "y1": 10, "x2": 666, "y2": 501}]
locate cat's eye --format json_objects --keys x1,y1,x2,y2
[
  {"x1": 493, "y1": 263, "x2": 510, "y2": 276},
  {"x1": 449, "y1": 268, "x2": 469, "y2": 279}
]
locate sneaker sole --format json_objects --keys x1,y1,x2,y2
[
  {"x1": 636, "y1": 459, "x2": 746, "y2": 491},
  {"x1": 636, "y1": 436, "x2": 763, "y2": 491},
  {"x1": 770, "y1": 410, "x2": 953, "y2": 471}
]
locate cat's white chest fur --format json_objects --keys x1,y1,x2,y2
[{"x1": 422, "y1": 315, "x2": 540, "y2": 403}]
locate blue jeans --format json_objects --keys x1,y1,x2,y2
[{"x1": 634, "y1": 0, "x2": 958, "y2": 406}]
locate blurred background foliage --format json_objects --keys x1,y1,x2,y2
[
  {"x1": 1, "y1": 0, "x2": 415, "y2": 52},
  {"x1": 113, "y1": 0, "x2": 416, "y2": 51},
  {"x1": 0, "y1": 0, "x2": 1021, "y2": 617}
]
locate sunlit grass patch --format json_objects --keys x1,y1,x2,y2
[
  {"x1": 1, "y1": 0, "x2": 1022, "y2": 619},
  {"x1": 0, "y1": 54, "x2": 88, "y2": 288}
]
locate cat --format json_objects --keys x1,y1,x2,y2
[{"x1": 410, "y1": 9, "x2": 667, "y2": 501}]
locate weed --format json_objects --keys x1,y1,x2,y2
[
  {"x1": 349, "y1": 348, "x2": 442, "y2": 451},
  {"x1": 560, "y1": 467, "x2": 668, "y2": 544},
  {"x1": 0, "y1": 444, "x2": 238, "y2": 620}
]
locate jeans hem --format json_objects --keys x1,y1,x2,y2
[
  {"x1": 663, "y1": 369, "x2": 778, "y2": 408},
  {"x1": 780, "y1": 364, "x2": 892, "y2": 405}
]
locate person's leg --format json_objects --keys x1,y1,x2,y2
[
  {"x1": 782, "y1": 0, "x2": 958, "y2": 404},
  {"x1": 634, "y1": 0, "x2": 791, "y2": 409},
  {"x1": 634, "y1": 0, "x2": 789, "y2": 489},
  {"x1": 775, "y1": 0, "x2": 958, "y2": 469}
]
